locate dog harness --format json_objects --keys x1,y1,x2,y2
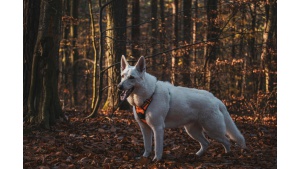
[{"x1": 135, "y1": 94, "x2": 154, "y2": 123}]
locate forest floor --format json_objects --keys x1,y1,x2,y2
[{"x1": 24, "y1": 110, "x2": 277, "y2": 169}]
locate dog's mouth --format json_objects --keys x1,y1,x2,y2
[{"x1": 120, "y1": 87, "x2": 134, "y2": 101}]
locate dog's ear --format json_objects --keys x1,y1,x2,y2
[
  {"x1": 120, "y1": 55, "x2": 129, "y2": 71},
  {"x1": 135, "y1": 56, "x2": 146, "y2": 73}
]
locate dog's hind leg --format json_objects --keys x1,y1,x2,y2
[
  {"x1": 184, "y1": 123, "x2": 210, "y2": 157},
  {"x1": 205, "y1": 126, "x2": 231, "y2": 153}
]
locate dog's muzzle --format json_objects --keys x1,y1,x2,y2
[{"x1": 118, "y1": 83, "x2": 134, "y2": 101}]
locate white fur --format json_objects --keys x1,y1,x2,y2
[{"x1": 118, "y1": 55, "x2": 246, "y2": 161}]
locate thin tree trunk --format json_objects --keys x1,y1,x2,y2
[
  {"x1": 240, "y1": 6, "x2": 245, "y2": 97},
  {"x1": 182, "y1": 0, "x2": 192, "y2": 86},
  {"x1": 70, "y1": 0, "x2": 78, "y2": 107},
  {"x1": 86, "y1": 0, "x2": 108, "y2": 118},
  {"x1": 131, "y1": 0, "x2": 140, "y2": 58},
  {"x1": 268, "y1": 0, "x2": 277, "y2": 92},
  {"x1": 247, "y1": 2, "x2": 257, "y2": 97},
  {"x1": 204, "y1": 0, "x2": 218, "y2": 92},
  {"x1": 171, "y1": 0, "x2": 178, "y2": 85},
  {"x1": 260, "y1": 0, "x2": 276, "y2": 94},
  {"x1": 159, "y1": 0, "x2": 166, "y2": 81},
  {"x1": 248, "y1": 2, "x2": 257, "y2": 63},
  {"x1": 151, "y1": 0, "x2": 158, "y2": 70},
  {"x1": 89, "y1": 0, "x2": 98, "y2": 109},
  {"x1": 62, "y1": 0, "x2": 70, "y2": 108},
  {"x1": 192, "y1": 0, "x2": 198, "y2": 86}
]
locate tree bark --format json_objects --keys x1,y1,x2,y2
[
  {"x1": 192, "y1": 0, "x2": 198, "y2": 86},
  {"x1": 131, "y1": 0, "x2": 140, "y2": 58},
  {"x1": 151, "y1": 0, "x2": 158, "y2": 69},
  {"x1": 204, "y1": 0, "x2": 219, "y2": 91},
  {"x1": 103, "y1": 0, "x2": 127, "y2": 110},
  {"x1": 26, "y1": 0, "x2": 63, "y2": 128},
  {"x1": 259, "y1": 0, "x2": 276, "y2": 93},
  {"x1": 69, "y1": 0, "x2": 79, "y2": 107},
  {"x1": 171, "y1": 0, "x2": 178, "y2": 85},
  {"x1": 62, "y1": 0, "x2": 70, "y2": 108},
  {"x1": 182, "y1": 0, "x2": 192, "y2": 86},
  {"x1": 159, "y1": 0, "x2": 167, "y2": 81},
  {"x1": 24, "y1": 0, "x2": 41, "y2": 115},
  {"x1": 240, "y1": 6, "x2": 246, "y2": 97},
  {"x1": 89, "y1": 0, "x2": 98, "y2": 109}
]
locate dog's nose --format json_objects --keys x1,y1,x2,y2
[{"x1": 118, "y1": 84, "x2": 123, "y2": 90}]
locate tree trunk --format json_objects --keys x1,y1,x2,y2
[
  {"x1": 240, "y1": 6, "x2": 245, "y2": 97},
  {"x1": 89, "y1": 0, "x2": 98, "y2": 109},
  {"x1": 204, "y1": 0, "x2": 219, "y2": 92},
  {"x1": 62, "y1": 0, "x2": 70, "y2": 109},
  {"x1": 131, "y1": 0, "x2": 140, "y2": 58},
  {"x1": 151, "y1": 0, "x2": 158, "y2": 70},
  {"x1": 159, "y1": 0, "x2": 167, "y2": 81},
  {"x1": 103, "y1": 0, "x2": 127, "y2": 110},
  {"x1": 248, "y1": 2, "x2": 257, "y2": 63},
  {"x1": 26, "y1": 0, "x2": 63, "y2": 129},
  {"x1": 171, "y1": 0, "x2": 178, "y2": 85},
  {"x1": 247, "y1": 2, "x2": 257, "y2": 96},
  {"x1": 259, "y1": 0, "x2": 276, "y2": 93},
  {"x1": 192, "y1": 0, "x2": 198, "y2": 86},
  {"x1": 268, "y1": 0, "x2": 277, "y2": 93},
  {"x1": 182, "y1": 0, "x2": 192, "y2": 86},
  {"x1": 24, "y1": 0, "x2": 41, "y2": 115},
  {"x1": 69, "y1": 0, "x2": 78, "y2": 107}
]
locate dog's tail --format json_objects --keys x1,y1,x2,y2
[{"x1": 219, "y1": 101, "x2": 246, "y2": 149}]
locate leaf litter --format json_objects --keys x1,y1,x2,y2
[{"x1": 24, "y1": 110, "x2": 276, "y2": 168}]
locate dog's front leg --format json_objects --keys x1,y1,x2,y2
[
  {"x1": 152, "y1": 126, "x2": 164, "y2": 161},
  {"x1": 139, "y1": 122, "x2": 153, "y2": 157}
]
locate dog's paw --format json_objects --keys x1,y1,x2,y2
[
  {"x1": 143, "y1": 151, "x2": 151, "y2": 157},
  {"x1": 152, "y1": 155, "x2": 162, "y2": 162}
]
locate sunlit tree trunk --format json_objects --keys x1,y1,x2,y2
[
  {"x1": 192, "y1": 0, "x2": 198, "y2": 86},
  {"x1": 171, "y1": 0, "x2": 178, "y2": 85},
  {"x1": 103, "y1": 0, "x2": 127, "y2": 110},
  {"x1": 26, "y1": 0, "x2": 63, "y2": 129},
  {"x1": 89, "y1": 0, "x2": 98, "y2": 109},
  {"x1": 259, "y1": 0, "x2": 276, "y2": 93},
  {"x1": 70, "y1": 0, "x2": 78, "y2": 107}
]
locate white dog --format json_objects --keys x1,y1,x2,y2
[{"x1": 118, "y1": 55, "x2": 246, "y2": 161}]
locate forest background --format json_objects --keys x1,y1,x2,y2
[
  {"x1": 0, "y1": 0, "x2": 298, "y2": 168},
  {"x1": 23, "y1": 0, "x2": 277, "y2": 128}
]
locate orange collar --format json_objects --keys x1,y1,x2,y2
[{"x1": 135, "y1": 94, "x2": 154, "y2": 123}]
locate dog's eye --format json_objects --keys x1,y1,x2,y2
[
  {"x1": 121, "y1": 75, "x2": 125, "y2": 78},
  {"x1": 129, "y1": 75, "x2": 135, "y2": 79}
]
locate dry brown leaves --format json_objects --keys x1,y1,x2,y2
[{"x1": 24, "y1": 111, "x2": 276, "y2": 169}]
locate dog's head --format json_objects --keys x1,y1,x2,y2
[{"x1": 118, "y1": 55, "x2": 146, "y2": 101}]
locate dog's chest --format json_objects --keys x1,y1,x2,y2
[{"x1": 127, "y1": 94, "x2": 145, "y2": 107}]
